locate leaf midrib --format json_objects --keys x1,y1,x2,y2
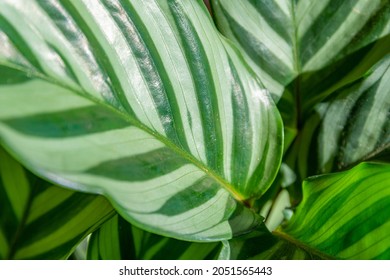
[
  {"x1": 273, "y1": 229, "x2": 334, "y2": 260},
  {"x1": 0, "y1": 60, "x2": 247, "y2": 204}
]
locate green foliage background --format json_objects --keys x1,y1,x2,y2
[{"x1": 0, "y1": 0, "x2": 389, "y2": 259}]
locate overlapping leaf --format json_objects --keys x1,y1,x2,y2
[
  {"x1": 212, "y1": 0, "x2": 390, "y2": 134},
  {"x1": 88, "y1": 214, "x2": 222, "y2": 260},
  {"x1": 0, "y1": 0, "x2": 283, "y2": 241},
  {"x1": 218, "y1": 228, "x2": 328, "y2": 260},
  {"x1": 0, "y1": 146, "x2": 114, "y2": 259},
  {"x1": 297, "y1": 54, "x2": 390, "y2": 178},
  {"x1": 279, "y1": 162, "x2": 390, "y2": 259}
]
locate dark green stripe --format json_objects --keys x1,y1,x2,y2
[
  {"x1": 150, "y1": 238, "x2": 191, "y2": 260},
  {"x1": 236, "y1": 232, "x2": 278, "y2": 259},
  {"x1": 22, "y1": 234, "x2": 84, "y2": 260},
  {"x1": 155, "y1": 177, "x2": 219, "y2": 216},
  {"x1": 118, "y1": 215, "x2": 137, "y2": 260},
  {"x1": 248, "y1": 0, "x2": 293, "y2": 45},
  {"x1": 0, "y1": 172, "x2": 19, "y2": 245},
  {"x1": 0, "y1": 65, "x2": 32, "y2": 85},
  {"x1": 343, "y1": 2, "x2": 389, "y2": 53},
  {"x1": 103, "y1": 0, "x2": 189, "y2": 152},
  {"x1": 374, "y1": 247, "x2": 390, "y2": 260},
  {"x1": 300, "y1": 0, "x2": 364, "y2": 66},
  {"x1": 292, "y1": 173, "x2": 383, "y2": 240},
  {"x1": 335, "y1": 80, "x2": 381, "y2": 169},
  {"x1": 168, "y1": 0, "x2": 223, "y2": 174},
  {"x1": 220, "y1": 6, "x2": 294, "y2": 84},
  {"x1": 86, "y1": 147, "x2": 189, "y2": 181},
  {"x1": 316, "y1": 197, "x2": 390, "y2": 258},
  {"x1": 2, "y1": 105, "x2": 131, "y2": 138},
  {"x1": 37, "y1": 1, "x2": 116, "y2": 100},
  {"x1": 16, "y1": 193, "x2": 97, "y2": 248},
  {"x1": 0, "y1": 15, "x2": 44, "y2": 72},
  {"x1": 56, "y1": 0, "x2": 135, "y2": 115}
]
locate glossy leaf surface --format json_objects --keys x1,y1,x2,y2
[
  {"x1": 281, "y1": 162, "x2": 390, "y2": 259},
  {"x1": 301, "y1": 55, "x2": 390, "y2": 176},
  {"x1": 212, "y1": 0, "x2": 390, "y2": 120},
  {"x1": 0, "y1": 0, "x2": 283, "y2": 241},
  {"x1": 0, "y1": 146, "x2": 114, "y2": 259}
]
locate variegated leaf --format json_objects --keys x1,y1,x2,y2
[
  {"x1": 0, "y1": 0, "x2": 283, "y2": 241},
  {"x1": 0, "y1": 146, "x2": 114, "y2": 259}
]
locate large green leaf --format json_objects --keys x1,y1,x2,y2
[
  {"x1": 0, "y1": 0, "x2": 283, "y2": 241},
  {"x1": 212, "y1": 0, "x2": 390, "y2": 120},
  {"x1": 0, "y1": 146, "x2": 114, "y2": 259},
  {"x1": 278, "y1": 162, "x2": 390, "y2": 259},
  {"x1": 87, "y1": 214, "x2": 222, "y2": 260}
]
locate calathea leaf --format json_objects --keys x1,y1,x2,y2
[
  {"x1": 222, "y1": 162, "x2": 390, "y2": 260},
  {"x1": 278, "y1": 162, "x2": 390, "y2": 259},
  {"x1": 212, "y1": 0, "x2": 389, "y2": 152},
  {"x1": 0, "y1": 146, "x2": 114, "y2": 260},
  {"x1": 211, "y1": 0, "x2": 390, "y2": 109},
  {"x1": 297, "y1": 54, "x2": 390, "y2": 178},
  {"x1": 87, "y1": 214, "x2": 222, "y2": 260},
  {"x1": 0, "y1": 0, "x2": 283, "y2": 241}
]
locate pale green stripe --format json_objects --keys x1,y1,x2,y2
[
  {"x1": 275, "y1": 0, "x2": 291, "y2": 16},
  {"x1": 338, "y1": 220, "x2": 390, "y2": 259},
  {"x1": 223, "y1": 1, "x2": 294, "y2": 70},
  {"x1": 27, "y1": 186, "x2": 74, "y2": 224},
  {"x1": 29, "y1": 1, "x2": 111, "y2": 101},
  {"x1": 0, "y1": 80, "x2": 92, "y2": 119},
  {"x1": 296, "y1": 0, "x2": 331, "y2": 36},
  {"x1": 306, "y1": 177, "x2": 387, "y2": 244},
  {"x1": 0, "y1": 2, "x2": 75, "y2": 85},
  {"x1": 135, "y1": 0, "x2": 207, "y2": 163},
  {"x1": 72, "y1": 1, "x2": 162, "y2": 132},
  {"x1": 303, "y1": 0, "x2": 380, "y2": 71}
]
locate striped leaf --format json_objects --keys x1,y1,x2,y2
[
  {"x1": 87, "y1": 214, "x2": 222, "y2": 260},
  {"x1": 0, "y1": 0, "x2": 283, "y2": 241},
  {"x1": 279, "y1": 162, "x2": 390, "y2": 259},
  {"x1": 0, "y1": 146, "x2": 114, "y2": 260},
  {"x1": 211, "y1": 0, "x2": 390, "y2": 118},
  {"x1": 297, "y1": 54, "x2": 390, "y2": 178}
]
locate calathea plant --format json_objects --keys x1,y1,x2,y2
[{"x1": 0, "y1": 0, "x2": 389, "y2": 260}]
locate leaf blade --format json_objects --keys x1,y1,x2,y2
[
  {"x1": 0, "y1": 0, "x2": 283, "y2": 241},
  {"x1": 281, "y1": 162, "x2": 390, "y2": 259}
]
